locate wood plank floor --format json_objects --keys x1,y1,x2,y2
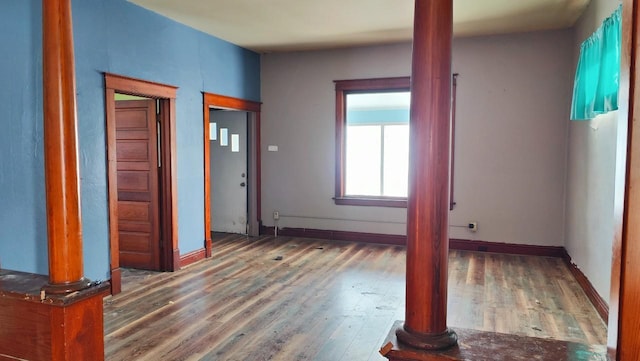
[{"x1": 104, "y1": 234, "x2": 607, "y2": 361}]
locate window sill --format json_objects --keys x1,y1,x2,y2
[{"x1": 333, "y1": 196, "x2": 407, "y2": 208}]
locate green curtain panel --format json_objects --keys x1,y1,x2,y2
[{"x1": 570, "y1": 5, "x2": 621, "y2": 121}]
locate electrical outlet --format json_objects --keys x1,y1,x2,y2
[
  {"x1": 468, "y1": 222, "x2": 478, "y2": 232},
  {"x1": 273, "y1": 211, "x2": 280, "y2": 220}
]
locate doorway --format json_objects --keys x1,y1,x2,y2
[
  {"x1": 210, "y1": 110, "x2": 249, "y2": 234},
  {"x1": 203, "y1": 93, "x2": 261, "y2": 257},
  {"x1": 105, "y1": 73, "x2": 179, "y2": 295}
]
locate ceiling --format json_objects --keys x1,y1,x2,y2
[{"x1": 128, "y1": 0, "x2": 591, "y2": 53}]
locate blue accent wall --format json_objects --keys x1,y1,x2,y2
[{"x1": 0, "y1": 0, "x2": 260, "y2": 281}]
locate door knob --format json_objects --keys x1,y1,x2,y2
[{"x1": 240, "y1": 182, "x2": 246, "y2": 187}]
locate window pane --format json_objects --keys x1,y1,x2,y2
[
  {"x1": 220, "y1": 128, "x2": 228, "y2": 146},
  {"x1": 210, "y1": 122, "x2": 217, "y2": 140},
  {"x1": 345, "y1": 125, "x2": 381, "y2": 196},
  {"x1": 231, "y1": 134, "x2": 240, "y2": 152},
  {"x1": 346, "y1": 92, "x2": 411, "y2": 126},
  {"x1": 383, "y1": 125, "x2": 409, "y2": 197}
]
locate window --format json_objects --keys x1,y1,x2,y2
[
  {"x1": 334, "y1": 76, "x2": 458, "y2": 209},
  {"x1": 334, "y1": 77, "x2": 411, "y2": 208}
]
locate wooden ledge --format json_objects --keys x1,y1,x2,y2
[
  {"x1": 380, "y1": 321, "x2": 607, "y2": 361},
  {"x1": 0, "y1": 269, "x2": 110, "y2": 305}
]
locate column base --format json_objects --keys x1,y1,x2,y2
[
  {"x1": 42, "y1": 276, "x2": 92, "y2": 294},
  {"x1": 0, "y1": 270, "x2": 109, "y2": 360},
  {"x1": 380, "y1": 320, "x2": 608, "y2": 361},
  {"x1": 395, "y1": 323, "x2": 458, "y2": 351}
]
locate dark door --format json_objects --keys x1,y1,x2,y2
[{"x1": 115, "y1": 99, "x2": 161, "y2": 270}]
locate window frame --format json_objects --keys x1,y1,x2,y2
[
  {"x1": 334, "y1": 77, "x2": 411, "y2": 208},
  {"x1": 334, "y1": 75, "x2": 458, "y2": 209}
]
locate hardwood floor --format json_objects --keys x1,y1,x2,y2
[{"x1": 104, "y1": 234, "x2": 607, "y2": 361}]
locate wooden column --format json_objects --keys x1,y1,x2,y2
[
  {"x1": 394, "y1": 0, "x2": 457, "y2": 350},
  {"x1": 0, "y1": 1, "x2": 109, "y2": 359},
  {"x1": 42, "y1": 0, "x2": 89, "y2": 293}
]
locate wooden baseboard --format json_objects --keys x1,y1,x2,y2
[
  {"x1": 562, "y1": 251, "x2": 609, "y2": 322},
  {"x1": 449, "y1": 238, "x2": 566, "y2": 258},
  {"x1": 259, "y1": 225, "x2": 565, "y2": 257},
  {"x1": 180, "y1": 248, "x2": 206, "y2": 268}
]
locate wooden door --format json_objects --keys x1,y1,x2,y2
[{"x1": 115, "y1": 99, "x2": 161, "y2": 271}]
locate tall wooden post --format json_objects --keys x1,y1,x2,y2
[
  {"x1": 0, "y1": 1, "x2": 108, "y2": 359},
  {"x1": 395, "y1": 0, "x2": 457, "y2": 350},
  {"x1": 42, "y1": 0, "x2": 90, "y2": 293}
]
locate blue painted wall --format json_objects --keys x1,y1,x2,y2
[{"x1": 0, "y1": 0, "x2": 260, "y2": 281}]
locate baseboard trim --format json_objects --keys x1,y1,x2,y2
[
  {"x1": 259, "y1": 225, "x2": 565, "y2": 257},
  {"x1": 179, "y1": 248, "x2": 206, "y2": 268},
  {"x1": 449, "y1": 239, "x2": 566, "y2": 258},
  {"x1": 562, "y1": 251, "x2": 609, "y2": 322}
]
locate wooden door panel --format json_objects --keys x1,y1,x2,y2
[
  {"x1": 118, "y1": 171, "x2": 151, "y2": 202},
  {"x1": 119, "y1": 232, "x2": 152, "y2": 252},
  {"x1": 117, "y1": 172, "x2": 150, "y2": 192},
  {"x1": 119, "y1": 222, "x2": 152, "y2": 234},
  {"x1": 116, "y1": 109, "x2": 150, "y2": 128},
  {"x1": 116, "y1": 141, "x2": 151, "y2": 162},
  {"x1": 118, "y1": 192, "x2": 151, "y2": 202},
  {"x1": 115, "y1": 100, "x2": 160, "y2": 271},
  {"x1": 119, "y1": 252, "x2": 153, "y2": 270},
  {"x1": 117, "y1": 162, "x2": 152, "y2": 172},
  {"x1": 117, "y1": 201, "x2": 151, "y2": 222},
  {"x1": 116, "y1": 129, "x2": 149, "y2": 140}
]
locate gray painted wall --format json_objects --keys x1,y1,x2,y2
[
  {"x1": 261, "y1": 29, "x2": 574, "y2": 246},
  {"x1": 565, "y1": 0, "x2": 622, "y2": 304}
]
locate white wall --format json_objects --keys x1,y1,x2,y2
[
  {"x1": 564, "y1": 0, "x2": 621, "y2": 304},
  {"x1": 261, "y1": 29, "x2": 574, "y2": 246}
]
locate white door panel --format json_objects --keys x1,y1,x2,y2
[{"x1": 210, "y1": 110, "x2": 248, "y2": 234}]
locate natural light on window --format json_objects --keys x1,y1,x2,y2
[{"x1": 344, "y1": 92, "x2": 410, "y2": 197}]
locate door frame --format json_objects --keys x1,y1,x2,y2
[
  {"x1": 105, "y1": 73, "x2": 179, "y2": 295},
  {"x1": 203, "y1": 93, "x2": 261, "y2": 257}
]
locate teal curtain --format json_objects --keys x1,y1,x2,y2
[{"x1": 570, "y1": 5, "x2": 622, "y2": 120}]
